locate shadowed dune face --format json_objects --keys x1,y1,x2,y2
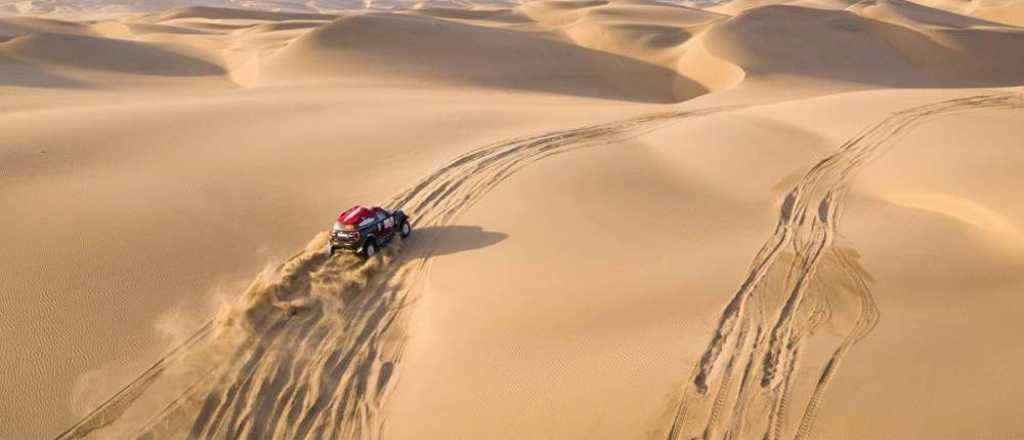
[
  {"x1": 519, "y1": 0, "x2": 745, "y2": 95},
  {"x1": 1, "y1": 32, "x2": 225, "y2": 76},
  {"x1": 852, "y1": 0, "x2": 1013, "y2": 28},
  {"x1": 909, "y1": 0, "x2": 1024, "y2": 26},
  {"x1": 261, "y1": 12, "x2": 707, "y2": 103},
  {"x1": 0, "y1": 52, "x2": 88, "y2": 87},
  {"x1": 0, "y1": 16, "x2": 94, "y2": 37},
  {"x1": 413, "y1": 7, "x2": 530, "y2": 22},
  {"x1": 704, "y1": 4, "x2": 1024, "y2": 88},
  {"x1": 153, "y1": 5, "x2": 339, "y2": 21}
]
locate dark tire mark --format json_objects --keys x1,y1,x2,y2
[{"x1": 667, "y1": 92, "x2": 1022, "y2": 440}]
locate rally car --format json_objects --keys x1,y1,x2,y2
[{"x1": 329, "y1": 205, "x2": 411, "y2": 257}]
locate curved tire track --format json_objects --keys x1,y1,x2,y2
[
  {"x1": 667, "y1": 92, "x2": 1022, "y2": 440},
  {"x1": 56, "y1": 106, "x2": 733, "y2": 440}
]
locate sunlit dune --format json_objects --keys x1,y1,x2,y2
[{"x1": 2, "y1": 0, "x2": 1023, "y2": 438}]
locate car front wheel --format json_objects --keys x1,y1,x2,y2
[{"x1": 363, "y1": 241, "x2": 378, "y2": 258}]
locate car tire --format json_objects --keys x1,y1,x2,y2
[
  {"x1": 363, "y1": 241, "x2": 378, "y2": 258},
  {"x1": 400, "y1": 220, "x2": 411, "y2": 238},
  {"x1": 327, "y1": 245, "x2": 335, "y2": 256}
]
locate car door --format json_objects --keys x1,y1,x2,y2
[
  {"x1": 374, "y1": 209, "x2": 394, "y2": 240},
  {"x1": 357, "y1": 215, "x2": 377, "y2": 241}
]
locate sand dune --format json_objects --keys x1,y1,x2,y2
[
  {"x1": 259, "y1": 12, "x2": 698, "y2": 102},
  {"x1": 153, "y1": 5, "x2": 338, "y2": 21},
  {"x1": 1, "y1": 0, "x2": 506, "y2": 16},
  {"x1": 910, "y1": 0, "x2": 1024, "y2": 25},
  {"x1": 2, "y1": 0, "x2": 1024, "y2": 439},
  {"x1": 3, "y1": 32, "x2": 225, "y2": 75},
  {"x1": 702, "y1": 3, "x2": 1024, "y2": 87}
]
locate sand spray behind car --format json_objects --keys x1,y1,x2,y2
[{"x1": 57, "y1": 106, "x2": 729, "y2": 439}]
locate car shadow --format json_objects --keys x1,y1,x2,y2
[{"x1": 401, "y1": 225, "x2": 508, "y2": 259}]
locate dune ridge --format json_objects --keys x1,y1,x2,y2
[{"x1": 4, "y1": 0, "x2": 1021, "y2": 95}]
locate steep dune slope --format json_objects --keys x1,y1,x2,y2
[
  {"x1": 970, "y1": 0, "x2": 1024, "y2": 25},
  {"x1": 0, "y1": 14, "x2": 237, "y2": 87},
  {"x1": 909, "y1": 0, "x2": 1024, "y2": 26},
  {"x1": 1, "y1": 32, "x2": 225, "y2": 76},
  {"x1": 702, "y1": 3, "x2": 1024, "y2": 88},
  {"x1": 152, "y1": 5, "x2": 338, "y2": 21},
  {"x1": 259, "y1": 12, "x2": 694, "y2": 102},
  {"x1": 0, "y1": 16, "x2": 96, "y2": 38},
  {"x1": 520, "y1": 0, "x2": 745, "y2": 98},
  {"x1": 850, "y1": 0, "x2": 1013, "y2": 28}
]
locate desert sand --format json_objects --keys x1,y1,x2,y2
[{"x1": 1, "y1": 0, "x2": 1023, "y2": 438}]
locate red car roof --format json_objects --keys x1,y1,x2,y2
[{"x1": 337, "y1": 205, "x2": 375, "y2": 225}]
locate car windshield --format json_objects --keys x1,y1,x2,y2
[{"x1": 358, "y1": 217, "x2": 375, "y2": 227}]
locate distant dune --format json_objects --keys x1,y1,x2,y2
[{"x1": 2, "y1": 0, "x2": 1023, "y2": 439}]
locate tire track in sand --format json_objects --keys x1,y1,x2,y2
[
  {"x1": 667, "y1": 92, "x2": 1023, "y2": 440},
  {"x1": 55, "y1": 106, "x2": 732, "y2": 440}
]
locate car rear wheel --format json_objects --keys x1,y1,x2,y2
[
  {"x1": 400, "y1": 220, "x2": 411, "y2": 238},
  {"x1": 363, "y1": 241, "x2": 378, "y2": 258}
]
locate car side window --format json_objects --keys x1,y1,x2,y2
[
  {"x1": 375, "y1": 211, "x2": 387, "y2": 221},
  {"x1": 358, "y1": 217, "x2": 375, "y2": 227}
]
